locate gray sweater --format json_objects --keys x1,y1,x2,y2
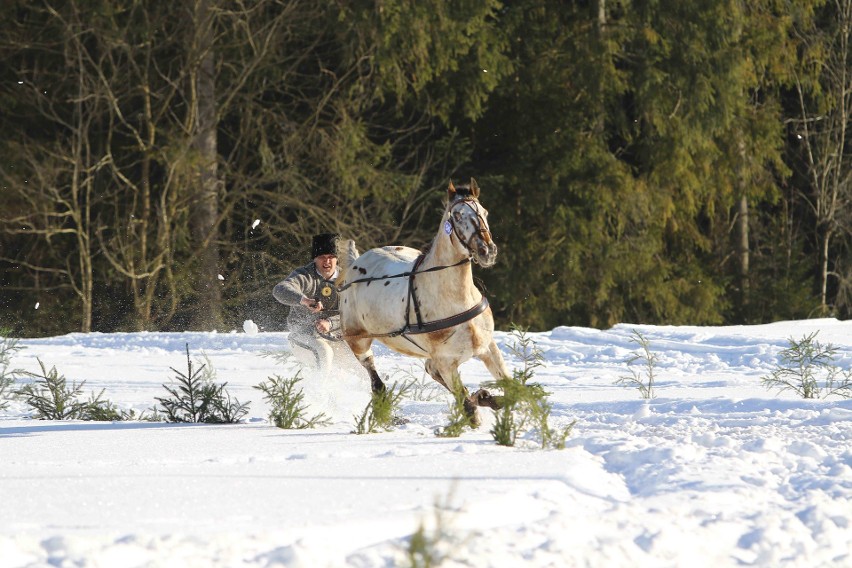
[{"x1": 273, "y1": 262, "x2": 340, "y2": 334}]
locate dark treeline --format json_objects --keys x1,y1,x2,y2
[{"x1": 1, "y1": 0, "x2": 851, "y2": 336}]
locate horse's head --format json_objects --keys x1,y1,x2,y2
[{"x1": 447, "y1": 178, "x2": 498, "y2": 268}]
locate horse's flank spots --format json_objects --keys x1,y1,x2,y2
[
  {"x1": 357, "y1": 267, "x2": 367, "y2": 274},
  {"x1": 384, "y1": 281, "x2": 389, "y2": 286}
]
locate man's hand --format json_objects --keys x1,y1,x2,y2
[
  {"x1": 315, "y1": 319, "x2": 332, "y2": 334},
  {"x1": 300, "y1": 297, "x2": 323, "y2": 313}
]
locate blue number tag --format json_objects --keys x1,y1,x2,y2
[{"x1": 444, "y1": 220, "x2": 452, "y2": 235}]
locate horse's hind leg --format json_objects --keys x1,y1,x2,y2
[
  {"x1": 345, "y1": 339, "x2": 386, "y2": 394},
  {"x1": 427, "y1": 359, "x2": 481, "y2": 428}
]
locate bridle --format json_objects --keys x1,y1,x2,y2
[{"x1": 446, "y1": 198, "x2": 493, "y2": 264}]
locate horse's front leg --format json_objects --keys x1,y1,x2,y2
[
  {"x1": 471, "y1": 340, "x2": 510, "y2": 410},
  {"x1": 424, "y1": 359, "x2": 450, "y2": 391},
  {"x1": 345, "y1": 338, "x2": 386, "y2": 394},
  {"x1": 478, "y1": 339, "x2": 511, "y2": 381}
]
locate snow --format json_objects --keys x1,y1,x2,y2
[
  {"x1": 243, "y1": 320, "x2": 259, "y2": 336},
  {"x1": 1, "y1": 319, "x2": 851, "y2": 567}
]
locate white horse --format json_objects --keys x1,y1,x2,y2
[{"x1": 337, "y1": 179, "x2": 511, "y2": 426}]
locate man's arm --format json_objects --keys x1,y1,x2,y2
[{"x1": 273, "y1": 269, "x2": 311, "y2": 307}]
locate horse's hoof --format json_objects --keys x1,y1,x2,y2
[
  {"x1": 371, "y1": 376, "x2": 387, "y2": 394},
  {"x1": 472, "y1": 388, "x2": 502, "y2": 410}
]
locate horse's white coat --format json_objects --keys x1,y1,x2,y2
[{"x1": 337, "y1": 180, "x2": 511, "y2": 424}]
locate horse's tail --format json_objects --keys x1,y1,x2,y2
[{"x1": 336, "y1": 238, "x2": 359, "y2": 287}]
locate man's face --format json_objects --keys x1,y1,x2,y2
[{"x1": 314, "y1": 254, "x2": 337, "y2": 279}]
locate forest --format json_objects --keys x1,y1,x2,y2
[{"x1": 1, "y1": 0, "x2": 851, "y2": 336}]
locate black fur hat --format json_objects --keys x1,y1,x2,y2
[{"x1": 311, "y1": 233, "x2": 339, "y2": 258}]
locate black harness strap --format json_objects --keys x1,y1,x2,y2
[
  {"x1": 407, "y1": 254, "x2": 427, "y2": 331},
  {"x1": 333, "y1": 197, "x2": 491, "y2": 342},
  {"x1": 404, "y1": 296, "x2": 490, "y2": 335},
  {"x1": 333, "y1": 296, "x2": 490, "y2": 342},
  {"x1": 332, "y1": 252, "x2": 489, "y2": 342}
]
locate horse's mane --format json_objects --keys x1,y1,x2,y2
[{"x1": 335, "y1": 239, "x2": 359, "y2": 286}]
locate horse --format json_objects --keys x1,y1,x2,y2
[{"x1": 336, "y1": 178, "x2": 511, "y2": 427}]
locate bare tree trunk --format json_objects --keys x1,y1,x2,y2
[
  {"x1": 820, "y1": 229, "x2": 833, "y2": 313},
  {"x1": 69, "y1": 5, "x2": 95, "y2": 333},
  {"x1": 189, "y1": 0, "x2": 222, "y2": 330},
  {"x1": 735, "y1": 132, "x2": 750, "y2": 316},
  {"x1": 736, "y1": 195, "x2": 749, "y2": 289},
  {"x1": 793, "y1": 0, "x2": 852, "y2": 317}
]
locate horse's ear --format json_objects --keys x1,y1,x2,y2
[
  {"x1": 470, "y1": 178, "x2": 480, "y2": 199},
  {"x1": 448, "y1": 180, "x2": 457, "y2": 201}
]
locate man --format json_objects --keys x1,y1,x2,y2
[{"x1": 273, "y1": 233, "x2": 342, "y2": 372}]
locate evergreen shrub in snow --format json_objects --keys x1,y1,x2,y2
[
  {"x1": 435, "y1": 384, "x2": 474, "y2": 438},
  {"x1": 762, "y1": 332, "x2": 852, "y2": 399},
  {"x1": 14, "y1": 359, "x2": 129, "y2": 420},
  {"x1": 402, "y1": 487, "x2": 460, "y2": 568},
  {"x1": 154, "y1": 345, "x2": 250, "y2": 423},
  {"x1": 484, "y1": 326, "x2": 574, "y2": 449},
  {"x1": 353, "y1": 380, "x2": 410, "y2": 434},
  {"x1": 254, "y1": 373, "x2": 331, "y2": 429},
  {"x1": 616, "y1": 329, "x2": 658, "y2": 399},
  {"x1": 0, "y1": 329, "x2": 25, "y2": 411}
]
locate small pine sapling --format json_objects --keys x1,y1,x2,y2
[
  {"x1": 616, "y1": 329, "x2": 659, "y2": 399},
  {"x1": 352, "y1": 380, "x2": 410, "y2": 434},
  {"x1": 435, "y1": 387, "x2": 475, "y2": 438},
  {"x1": 402, "y1": 486, "x2": 462, "y2": 568},
  {"x1": 198, "y1": 354, "x2": 251, "y2": 423},
  {"x1": 15, "y1": 358, "x2": 132, "y2": 421},
  {"x1": 761, "y1": 332, "x2": 852, "y2": 399},
  {"x1": 0, "y1": 328, "x2": 25, "y2": 411},
  {"x1": 15, "y1": 359, "x2": 89, "y2": 419},
  {"x1": 84, "y1": 391, "x2": 137, "y2": 421},
  {"x1": 490, "y1": 397, "x2": 521, "y2": 447},
  {"x1": 484, "y1": 326, "x2": 574, "y2": 448},
  {"x1": 155, "y1": 344, "x2": 249, "y2": 423},
  {"x1": 352, "y1": 400, "x2": 379, "y2": 435},
  {"x1": 254, "y1": 373, "x2": 331, "y2": 429}
]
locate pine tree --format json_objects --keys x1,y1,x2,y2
[
  {"x1": 155, "y1": 345, "x2": 249, "y2": 423},
  {"x1": 254, "y1": 373, "x2": 331, "y2": 429},
  {"x1": 0, "y1": 329, "x2": 24, "y2": 411}
]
